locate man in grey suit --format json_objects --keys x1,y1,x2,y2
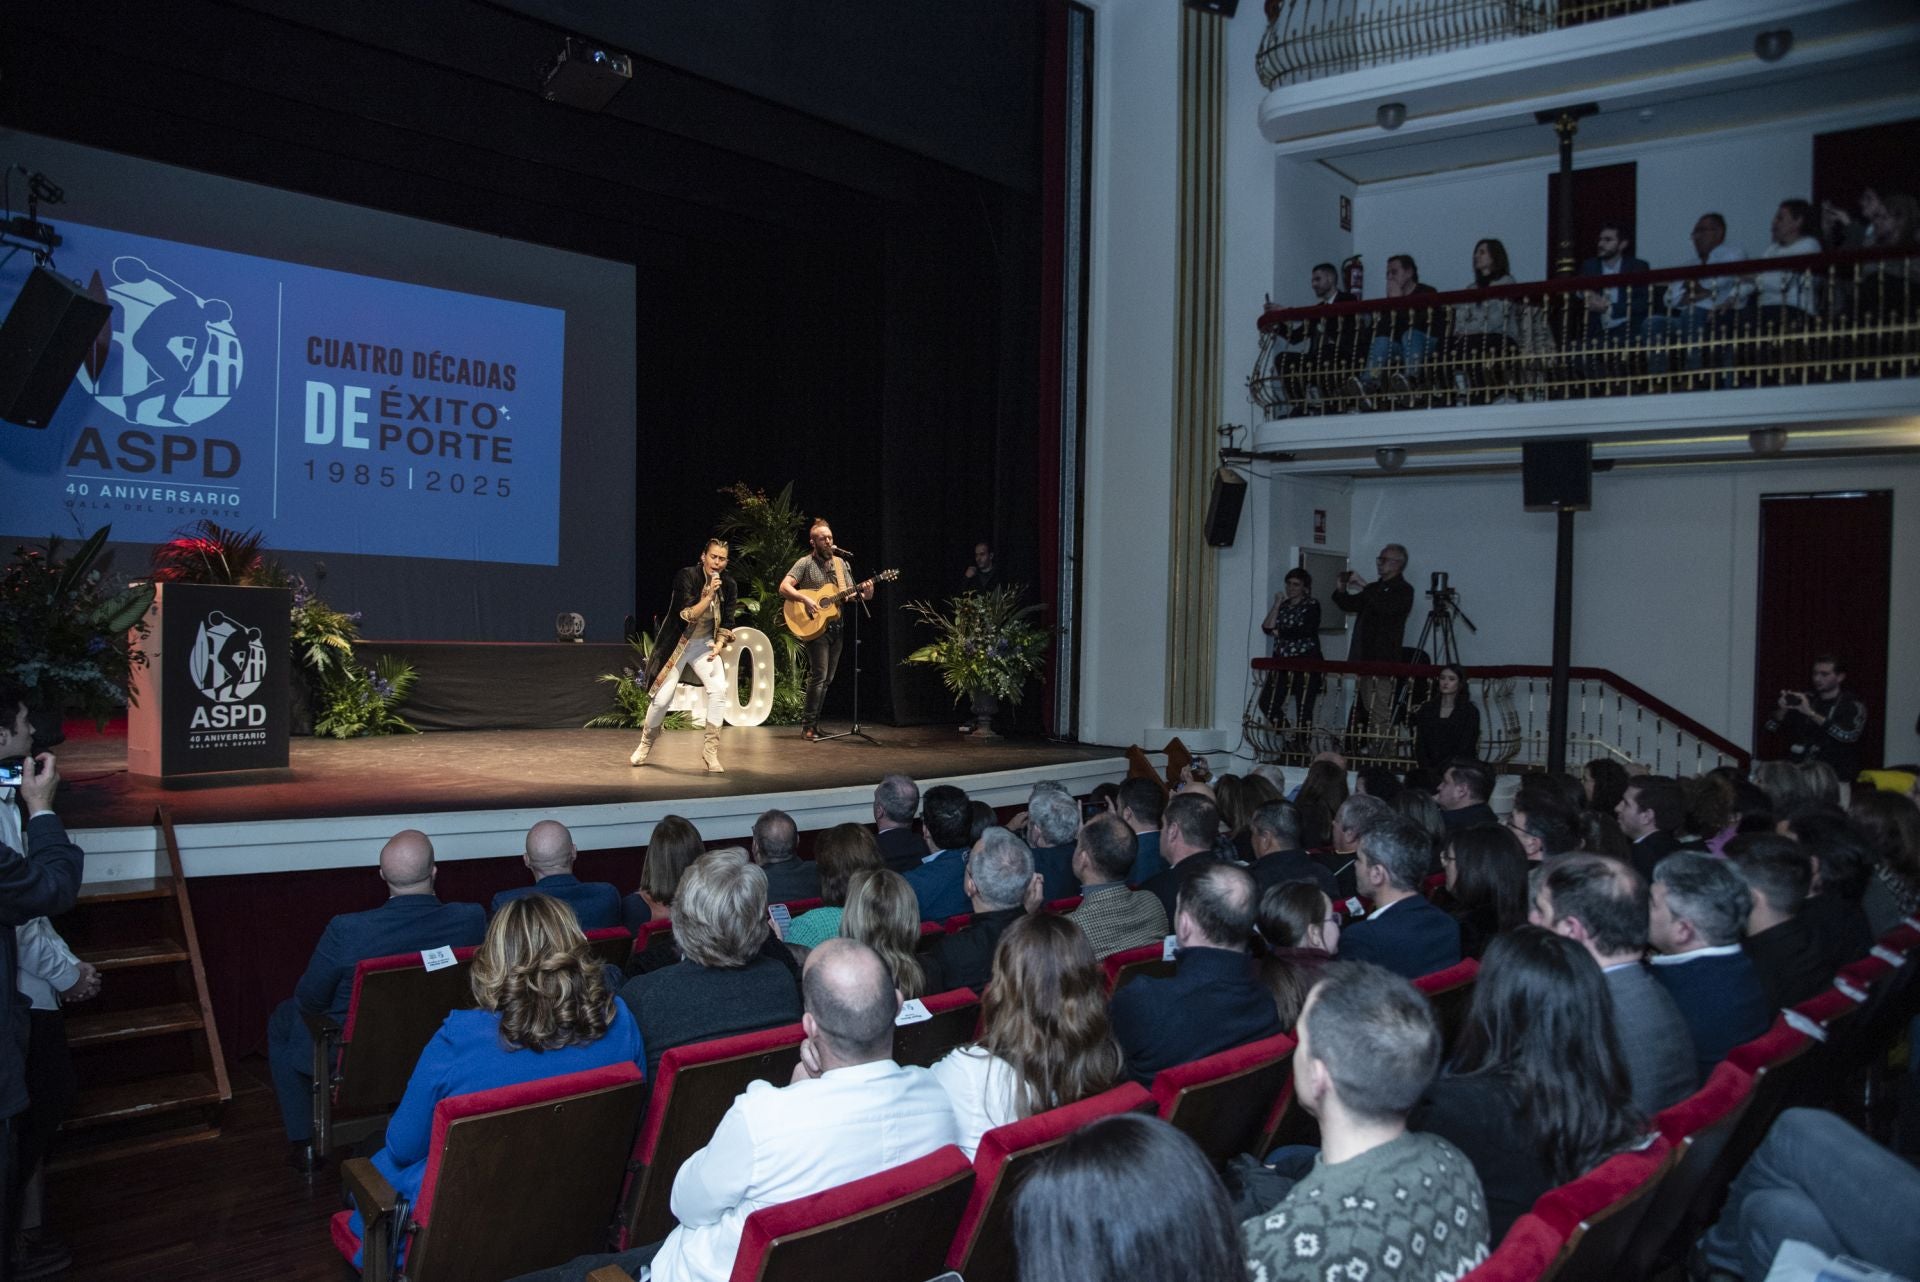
[{"x1": 1531, "y1": 853, "x2": 1698, "y2": 1114}]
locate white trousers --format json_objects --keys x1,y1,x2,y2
[{"x1": 646, "y1": 635, "x2": 727, "y2": 731}]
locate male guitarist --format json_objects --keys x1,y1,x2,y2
[
  {"x1": 779, "y1": 519, "x2": 873, "y2": 742},
  {"x1": 631, "y1": 538, "x2": 737, "y2": 773}
]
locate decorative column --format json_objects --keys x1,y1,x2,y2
[{"x1": 1165, "y1": 5, "x2": 1225, "y2": 729}]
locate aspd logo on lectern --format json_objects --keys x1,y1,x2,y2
[{"x1": 130, "y1": 582, "x2": 290, "y2": 777}]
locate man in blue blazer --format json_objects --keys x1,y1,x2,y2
[
  {"x1": 1338, "y1": 816, "x2": 1462, "y2": 980},
  {"x1": 490, "y1": 820, "x2": 620, "y2": 929},
  {"x1": 1110, "y1": 860, "x2": 1281, "y2": 1084},
  {"x1": 268, "y1": 829, "x2": 486, "y2": 1169},
  {"x1": 1649, "y1": 852, "x2": 1773, "y2": 1082},
  {"x1": 904, "y1": 785, "x2": 976, "y2": 923}
]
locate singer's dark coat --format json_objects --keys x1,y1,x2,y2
[{"x1": 643, "y1": 565, "x2": 737, "y2": 688}]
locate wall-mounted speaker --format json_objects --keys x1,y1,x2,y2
[
  {"x1": 0, "y1": 266, "x2": 111, "y2": 429},
  {"x1": 1521, "y1": 438, "x2": 1592, "y2": 511},
  {"x1": 1204, "y1": 466, "x2": 1248, "y2": 547}
]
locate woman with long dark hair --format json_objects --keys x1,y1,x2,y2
[
  {"x1": 1412, "y1": 926, "x2": 1647, "y2": 1237},
  {"x1": 1437, "y1": 824, "x2": 1531, "y2": 959},
  {"x1": 1413, "y1": 665, "x2": 1480, "y2": 776},
  {"x1": 1255, "y1": 880, "x2": 1339, "y2": 1028},
  {"x1": 1295, "y1": 759, "x2": 1349, "y2": 850},
  {"x1": 1582, "y1": 758, "x2": 1631, "y2": 816},
  {"x1": 1446, "y1": 238, "x2": 1518, "y2": 400}
]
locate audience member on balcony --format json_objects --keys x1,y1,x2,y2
[
  {"x1": 871, "y1": 773, "x2": 925, "y2": 872},
  {"x1": 785, "y1": 823, "x2": 886, "y2": 948},
  {"x1": 1445, "y1": 238, "x2": 1519, "y2": 400},
  {"x1": 1412, "y1": 927, "x2": 1646, "y2": 1240},
  {"x1": 1748, "y1": 199, "x2": 1823, "y2": 338},
  {"x1": 1338, "y1": 815, "x2": 1462, "y2": 979},
  {"x1": 1616, "y1": 774, "x2": 1690, "y2": 881},
  {"x1": 1727, "y1": 833, "x2": 1829, "y2": 1009},
  {"x1": 1436, "y1": 823, "x2": 1529, "y2": 961},
  {"x1": 1256, "y1": 881, "x2": 1338, "y2": 1028},
  {"x1": 1023, "y1": 784, "x2": 1084, "y2": 902},
  {"x1": 1578, "y1": 221, "x2": 1652, "y2": 371},
  {"x1": 345, "y1": 895, "x2": 642, "y2": 1268},
  {"x1": 1294, "y1": 757, "x2": 1348, "y2": 850},
  {"x1": 1850, "y1": 786, "x2": 1920, "y2": 935},
  {"x1": 1821, "y1": 186, "x2": 1888, "y2": 249},
  {"x1": 1348, "y1": 255, "x2": 1441, "y2": 409},
  {"x1": 1412, "y1": 664, "x2": 1480, "y2": 777},
  {"x1": 268, "y1": 828, "x2": 486, "y2": 1171},
  {"x1": 1331, "y1": 543, "x2": 1413, "y2": 736},
  {"x1": 1242, "y1": 962, "x2": 1490, "y2": 1282},
  {"x1": 1785, "y1": 811, "x2": 1875, "y2": 975},
  {"x1": 1436, "y1": 757, "x2": 1498, "y2": 832},
  {"x1": 1649, "y1": 212, "x2": 1749, "y2": 379},
  {"x1": 1260, "y1": 566, "x2": 1324, "y2": 741},
  {"x1": 1273, "y1": 262, "x2": 1360, "y2": 413},
  {"x1": 1014, "y1": 1114, "x2": 1244, "y2": 1282},
  {"x1": 748, "y1": 808, "x2": 818, "y2": 904},
  {"x1": 1320, "y1": 792, "x2": 1391, "y2": 900},
  {"x1": 1110, "y1": 860, "x2": 1279, "y2": 1085},
  {"x1": 1248, "y1": 800, "x2": 1335, "y2": 899},
  {"x1": 921, "y1": 827, "x2": 1040, "y2": 994},
  {"x1": 1116, "y1": 775, "x2": 1168, "y2": 883},
  {"x1": 1067, "y1": 813, "x2": 1168, "y2": 960},
  {"x1": 1648, "y1": 852, "x2": 1773, "y2": 1083},
  {"x1": 619, "y1": 849, "x2": 800, "y2": 1078},
  {"x1": 1763, "y1": 653, "x2": 1867, "y2": 781},
  {"x1": 1531, "y1": 853, "x2": 1697, "y2": 1113},
  {"x1": 1138, "y1": 792, "x2": 1228, "y2": 923},
  {"x1": 902, "y1": 785, "x2": 976, "y2": 923},
  {"x1": 490, "y1": 819, "x2": 620, "y2": 929},
  {"x1": 838, "y1": 868, "x2": 926, "y2": 999},
  {"x1": 931, "y1": 912, "x2": 1124, "y2": 1160},
  {"x1": 622, "y1": 813, "x2": 703, "y2": 935}
]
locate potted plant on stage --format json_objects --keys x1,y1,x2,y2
[
  {"x1": 0, "y1": 526, "x2": 154, "y2": 746},
  {"x1": 903, "y1": 585, "x2": 1049, "y2": 738}
]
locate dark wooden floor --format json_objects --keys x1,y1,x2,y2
[{"x1": 51, "y1": 1058, "x2": 347, "y2": 1281}]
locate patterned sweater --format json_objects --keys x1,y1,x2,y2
[{"x1": 1243, "y1": 1130, "x2": 1489, "y2": 1282}]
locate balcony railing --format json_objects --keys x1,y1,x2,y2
[
  {"x1": 1256, "y1": 0, "x2": 1694, "y2": 90},
  {"x1": 1248, "y1": 657, "x2": 1749, "y2": 777},
  {"x1": 1248, "y1": 246, "x2": 1919, "y2": 419}
]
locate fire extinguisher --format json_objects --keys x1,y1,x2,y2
[{"x1": 1343, "y1": 254, "x2": 1364, "y2": 297}]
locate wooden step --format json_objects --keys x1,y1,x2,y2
[
  {"x1": 76, "y1": 940, "x2": 190, "y2": 971},
  {"x1": 66, "y1": 1072, "x2": 224, "y2": 1130},
  {"x1": 76, "y1": 876, "x2": 176, "y2": 904},
  {"x1": 65, "y1": 1002, "x2": 205, "y2": 1048}
]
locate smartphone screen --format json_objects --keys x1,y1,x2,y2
[{"x1": 0, "y1": 762, "x2": 21, "y2": 788}]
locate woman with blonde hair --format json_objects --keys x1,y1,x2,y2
[
  {"x1": 784, "y1": 824, "x2": 885, "y2": 949},
  {"x1": 930, "y1": 913, "x2": 1125, "y2": 1158},
  {"x1": 344, "y1": 895, "x2": 641, "y2": 1267},
  {"x1": 839, "y1": 868, "x2": 926, "y2": 998}
]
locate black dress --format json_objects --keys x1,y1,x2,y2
[
  {"x1": 1413, "y1": 698, "x2": 1481, "y2": 775},
  {"x1": 1261, "y1": 595, "x2": 1323, "y2": 732}
]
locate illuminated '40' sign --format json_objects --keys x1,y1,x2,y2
[{"x1": 664, "y1": 626, "x2": 776, "y2": 727}]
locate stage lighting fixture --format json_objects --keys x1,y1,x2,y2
[
  {"x1": 539, "y1": 37, "x2": 634, "y2": 111},
  {"x1": 1376, "y1": 102, "x2": 1408, "y2": 131}
]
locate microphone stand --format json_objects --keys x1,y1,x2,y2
[{"x1": 813, "y1": 556, "x2": 880, "y2": 746}]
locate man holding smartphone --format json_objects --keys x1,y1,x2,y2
[{"x1": 1331, "y1": 544, "x2": 1414, "y2": 740}]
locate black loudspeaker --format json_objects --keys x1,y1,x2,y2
[
  {"x1": 1203, "y1": 466, "x2": 1248, "y2": 547},
  {"x1": 1521, "y1": 438, "x2": 1592, "y2": 511},
  {"x1": 0, "y1": 266, "x2": 112, "y2": 429}
]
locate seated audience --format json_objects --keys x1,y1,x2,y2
[
  {"x1": 345, "y1": 895, "x2": 642, "y2": 1267},
  {"x1": 930, "y1": 913, "x2": 1124, "y2": 1159},
  {"x1": 1727, "y1": 833, "x2": 1832, "y2": 1009},
  {"x1": 871, "y1": 773, "x2": 925, "y2": 872},
  {"x1": 1066, "y1": 813, "x2": 1168, "y2": 960},
  {"x1": 1786, "y1": 812, "x2": 1876, "y2": 973},
  {"x1": 1583, "y1": 757, "x2": 1631, "y2": 818},
  {"x1": 1293, "y1": 758, "x2": 1348, "y2": 850},
  {"x1": 1617, "y1": 774, "x2": 1689, "y2": 880},
  {"x1": 619, "y1": 849, "x2": 801, "y2": 1077},
  {"x1": 1752, "y1": 759, "x2": 1819, "y2": 814},
  {"x1": 1217, "y1": 773, "x2": 1282, "y2": 863},
  {"x1": 749, "y1": 809, "x2": 819, "y2": 903},
  {"x1": 1648, "y1": 852, "x2": 1773, "y2": 1082},
  {"x1": 1649, "y1": 211, "x2": 1748, "y2": 379},
  {"x1": 1248, "y1": 799, "x2": 1336, "y2": 898},
  {"x1": 622, "y1": 814, "x2": 704, "y2": 933},
  {"x1": 1338, "y1": 816, "x2": 1462, "y2": 979},
  {"x1": 1577, "y1": 221, "x2": 1653, "y2": 369},
  {"x1": 1445, "y1": 239, "x2": 1519, "y2": 399},
  {"x1": 1436, "y1": 757, "x2": 1498, "y2": 832},
  {"x1": 1684, "y1": 771, "x2": 1738, "y2": 849},
  {"x1": 784, "y1": 824, "x2": 886, "y2": 949},
  {"x1": 1023, "y1": 785, "x2": 1083, "y2": 902},
  {"x1": 1391, "y1": 787, "x2": 1447, "y2": 858},
  {"x1": 1749, "y1": 198, "x2": 1822, "y2": 329},
  {"x1": 1242, "y1": 962, "x2": 1490, "y2": 1281},
  {"x1": 1138, "y1": 792, "x2": 1225, "y2": 923},
  {"x1": 838, "y1": 868, "x2": 927, "y2": 998},
  {"x1": 1506, "y1": 792, "x2": 1581, "y2": 863},
  {"x1": 490, "y1": 820, "x2": 620, "y2": 928},
  {"x1": 1699, "y1": 1108, "x2": 1920, "y2": 1281},
  {"x1": 1437, "y1": 823, "x2": 1529, "y2": 960},
  {"x1": 268, "y1": 828, "x2": 485, "y2": 1169},
  {"x1": 1413, "y1": 927, "x2": 1646, "y2": 1239},
  {"x1": 921, "y1": 827, "x2": 1040, "y2": 994},
  {"x1": 1319, "y1": 793, "x2": 1392, "y2": 899},
  {"x1": 1413, "y1": 665, "x2": 1481, "y2": 774},
  {"x1": 1015, "y1": 1114, "x2": 1245, "y2": 1282},
  {"x1": 967, "y1": 799, "x2": 997, "y2": 845},
  {"x1": 1110, "y1": 861, "x2": 1280, "y2": 1084},
  {"x1": 1531, "y1": 853, "x2": 1697, "y2": 1113},
  {"x1": 1350, "y1": 254, "x2": 1443, "y2": 407},
  {"x1": 1255, "y1": 881, "x2": 1338, "y2": 1029},
  {"x1": 1354, "y1": 767, "x2": 1403, "y2": 804},
  {"x1": 1850, "y1": 786, "x2": 1920, "y2": 934},
  {"x1": 903, "y1": 784, "x2": 976, "y2": 922},
  {"x1": 1116, "y1": 775, "x2": 1168, "y2": 883}
]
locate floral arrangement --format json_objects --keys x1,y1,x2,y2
[
  {"x1": 312, "y1": 657, "x2": 419, "y2": 739},
  {"x1": 0, "y1": 527, "x2": 154, "y2": 729},
  {"x1": 585, "y1": 629, "x2": 691, "y2": 730},
  {"x1": 904, "y1": 585, "x2": 1050, "y2": 706},
  {"x1": 713, "y1": 482, "x2": 810, "y2": 725}
]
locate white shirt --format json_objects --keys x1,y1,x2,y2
[
  {"x1": 2, "y1": 786, "x2": 80, "y2": 1009},
  {"x1": 651, "y1": 1058, "x2": 959, "y2": 1282},
  {"x1": 1664, "y1": 242, "x2": 1751, "y2": 312},
  {"x1": 1755, "y1": 236, "x2": 1822, "y2": 312},
  {"x1": 928, "y1": 1046, "x2": 1022, "y2": 1160},
  {"x1": 1649, "y1": 943, "x2": 1744, "y2": 967}
]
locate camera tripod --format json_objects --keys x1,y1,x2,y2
[{"x1": 1412, "y1": 576, "x2": 1477, "y2": 667}]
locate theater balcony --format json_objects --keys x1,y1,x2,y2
[{"x1": 1246, "y1": 247, "x2": 1920, "y2": 471}]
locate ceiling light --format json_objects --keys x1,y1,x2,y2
[
  {"x1": 1376, "y1": 102, "x2": 1407, "y2": 131},
  {"x1": 1375, "y1": 447, "x2": 1407, "y2": 471},
  {"x1": 1754, "y1": 29, "x2": 1793, "y2": 63}
]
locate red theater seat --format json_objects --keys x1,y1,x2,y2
[
  {"x1": 627, "y1": 917, "x2": 675, "y2": 967},
  {"x1": 1526, "y1": 1135, "x2": 1675, "y2": 1282},
  {"x1": 892, "y1": 988, "x2": 982, "y2": 1069},
  {"x1": 1101, "y1": 941, "x2": 1175, "y2": 994},
  {"x1": 1619, "y1": 1061, "x2": 1756, "y2": 1278},
  {"x1": 1043, "y1": 894, "x2": 1083, "y2": 914},
  {"x1": 1152, "y1": 1032, "x2": 1298, "y2": 1168},
  {"x1": 585, "y1": 926, "x2": 634, "y2": 969},
  {"x1": 1413, "y1": 958, "x2": 1479, "y2": 1053},
  {"x1": 1460, "y1": 1213, "x2": 1566, "y2": 1281}
]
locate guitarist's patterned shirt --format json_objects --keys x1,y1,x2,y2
[{"x1": 785, "y1": 552, "x2": 852, "y2": 623}]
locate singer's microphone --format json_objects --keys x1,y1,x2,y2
[{"x1": 830, "y1": 545, "x2": 856, "y2": 559}]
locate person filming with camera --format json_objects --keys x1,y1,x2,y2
[
  {"x1": 1764, "y1": 654, "x2": 1867, "y2": 781},
  {"x1": 1332, "y1": 544, "x2": 1414, "y2": 737}
]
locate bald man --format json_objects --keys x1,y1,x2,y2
[
  {"x1": 489, "y1": 820, "x2": 620, "y2": 929},
  {"x1": 268, "y1": 829, "x2": 485, "y2": 1170}
]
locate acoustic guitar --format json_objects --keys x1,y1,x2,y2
[{"x1": 783, "y1": 568, "x2": 899, "y2": 641}]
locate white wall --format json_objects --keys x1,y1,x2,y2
[
  {"x1": 1343, "y1": 457, "x2": 1920, "y2": 765},
  {"x1": 1271, "y1": 158, "x2": 1357, "y2": 303}
]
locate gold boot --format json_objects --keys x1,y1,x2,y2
[
  {"x1": 702, "y1": 723, "x2": 724, "y2": 774},
  {"x1": 629, "y1": 725, "x2": 661, "y2": 767}
]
